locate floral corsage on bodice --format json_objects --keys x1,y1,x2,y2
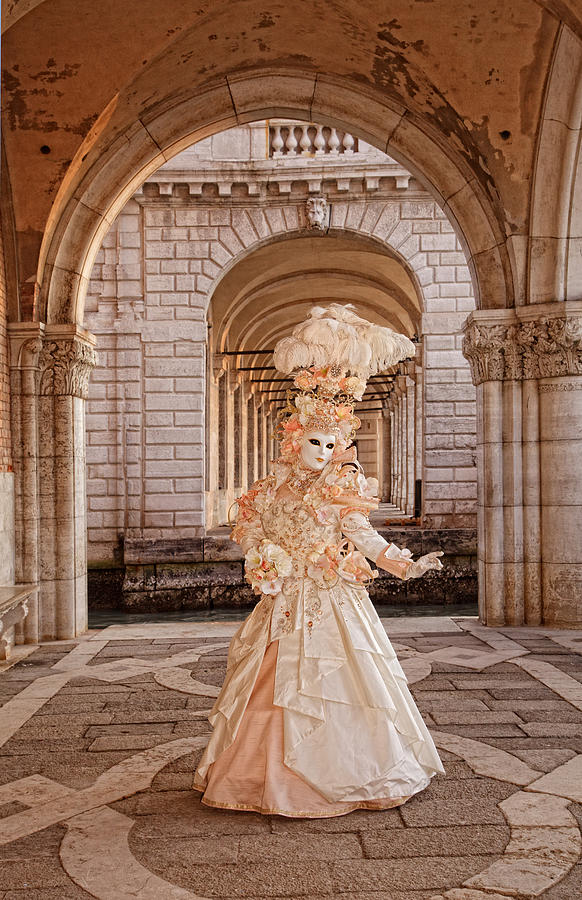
[{"x1": 232, "y1": 450, "x2": 381, "y2": 596}]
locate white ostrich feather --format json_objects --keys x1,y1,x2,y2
[{"x1": 274, "y1": 303, "x2": 415, "y2": 378}]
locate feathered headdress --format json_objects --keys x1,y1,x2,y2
[
  {"x1": 274, "y1": 303, "x2": 415, "y2": 382},
  {"x1": 274, "y1": 304, "x2": 415, "y2": 455}
]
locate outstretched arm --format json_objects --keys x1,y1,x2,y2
[{"x1": 341, "y1": 510, "x2": 443, "y2": 581}]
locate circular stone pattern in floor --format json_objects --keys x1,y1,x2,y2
[{"x1": 123, "y1": 761, "x2": 513, "y2": 899}]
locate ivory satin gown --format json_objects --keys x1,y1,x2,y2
[{"x1": 193, "y1": 457, "x2": 444, "y2": 817}]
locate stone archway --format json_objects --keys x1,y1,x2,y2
[
  {"x1": 83, "y1": 156, "x2": 477, "y2": 557},
  {"x1": 38, "y1": 72, "x2": 512, "y2": 328},
  {"x1": 7, "y1": 65, "x2": 581, "y2": 636}
]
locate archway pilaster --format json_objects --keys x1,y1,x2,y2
[
  {"x1": 463, "y1": 301, "x2": 582, "y2": 627},
  {"x1": 8, "y1": 324, "x2": 97, "y2": 640}
]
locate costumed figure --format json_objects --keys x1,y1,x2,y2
[{"x1": 194, "y1": 304, "x2": 445, "y2": 817}]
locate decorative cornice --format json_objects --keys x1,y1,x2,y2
[
  {"x1": 39, "y1": 339, "x2": 97, "y2": 399},
  {"x1": 462, "y1": 305, "x2": 582, "y2": 385}
]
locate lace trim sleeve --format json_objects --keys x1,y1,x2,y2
[{"x1": 340, "y1": 510, "x2": 389, "y2": 561}]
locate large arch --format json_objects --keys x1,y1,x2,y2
[
  {"x1": 40, "y1": 71, "x2": 513, "y2": 327},
  {"x1": 204, "y1": 229, "x2": 425, "y2": 527},
  {"x1": 4, "y1": 6, "x2": 582, "y2": 635}
]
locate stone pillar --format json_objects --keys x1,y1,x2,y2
[
  {"x1": 463, "y1": 301, "x2": 582, "y2": 627},
  {"x1": 381, "y1": 410, "x2": 391, "y2": 502},
  {"x1": 9, "y1": 324, "x2": 96, "y2": 640},
  {"x1": 394, "y1": 377, "x2": 406, "y2": 512},
  {"x1": 415, "y1": 365, "x2": 423, "y2": 515},
  {"x1": 390, "y1": 397, "x2": 398, "y2": 507},
  {"x1": 405, "y1": 373, "x2": 416, "y2": 516},
  {"x1": 247, "y1": 395, "x2": 257, "y2": 486}
]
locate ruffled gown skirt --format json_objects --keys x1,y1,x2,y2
[{"x1": 193, "y1": 582, "x2": 444, "y2": 817}]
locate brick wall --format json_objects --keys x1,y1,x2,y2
[{"x1": 85, "y1": 195, "x2": 477, "y2": 563}]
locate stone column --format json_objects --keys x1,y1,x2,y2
[
  {"x1": 381, "y1": 410, "x2": 391, "y2": 502},
  {"x1": 394, "y1": 377, "x2": 406, "y2": 512},
  {"x1": 9, "y1": 324, "x2": 96, "y2": 641},
  {"x1": 9, "y1": 324, "x2": 43, "y2": 642},
  {"x1": 390, "y1": 397, "x2": 397, "y2": 507},
  {"x1": 463, "y1": 301, "x2": 582, "y2": 627},
  {"x1": 247, "y1": 395, "x2": 257, "y2": 486},
  {"x1": 415, "y1": 365, "x2": 423, "y2": 515},
  {"x1": 405, "y1": 373, "x2": 416, "y2": 516}
]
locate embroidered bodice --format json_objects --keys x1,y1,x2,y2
[
  {"x1": 260, "y1": 496, "x2": 338, "y2": 559},
  {"x1": 231, "y1": 450, "x2": 397, "y2": 601}
]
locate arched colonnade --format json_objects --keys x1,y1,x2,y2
[{"x1": 6, "y1": 53, "x2": 582, "y2": 637}]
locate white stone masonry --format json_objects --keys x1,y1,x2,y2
[{"x1": 85, "y1": 184, "x2": 477, "y2": 562}]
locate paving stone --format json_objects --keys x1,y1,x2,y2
[
  {"x1": 449, "y1": 677, "x2": 535, "y2": 689},
  {"x1": 93, "y1": 645, "x2": 175, "y2": 657},
  {"x1": 144, "y1": 860, "x2": 335, "y2": 896},
  {"x1": 430, "y1": 710, "x2": 521, "y2": 725},
  {"x1": 172, "y1": 721, "x2": 216, "y2": 736},
  {"x1": 360, "y1": 825, "x2": 508, "y2": 858},
  {"x1": 0, "y1": 826, "x2": 64, "y2": 860},
  {"x1": 542, "y1": 861, "x2": 582, "y2": 899},
  {"x1": 150, "y1": 773, "x2": 193, "y2": 791},
  {"x1": 87, "y1": 733, "x2": 167, "y2": 751},
  {"x1": 410, "y1": 678, "x2": 456, "y2": 691},
  {"x1": 518, "y1": 708, "x2": 582, "y2": 723},
  {"x1": 0, "y1": 859, "x2": 77, "y2": 890},
  {"x1": 431, "y1": 724, "x2": 525, "y2": 738},
  {"x1": 464, "y1": 854, "x2": 575, "y2": 897},
  {"x1": 486, "y1": 737, "x2": 582, "y2": 755},
  {"x1": 0, "y1": 802, "x2": 27, "y2": 820},
  {"x1": 0, "y1": 738, "x2": 89, "y2": 756},
  {"x1": 103, "y1": 695, "x2": 188, "y2": 711},
  {"x1": 485, "y1": 698, "x2": 574, "y2": 711},
  {"x1": 58, "y1": 683, "x2": 131, "y2": 694},
  {"x1": 84, "y1": 723, "x2": 175, "y2": 737},
  {"x1": 237, "y1": 833, "x2": 363, "y2": 861},
  {"x1": 487, "y1": 686, "x2": 557, "y2": 700},
  {"x1": 509, "y1": 748, "x2": 577, "y2": 772},
  {"x1": 331, "y1": 857, "x2": 492, "y2": 892},
  {"x1": 130, "y1": 832, "x2": 241, "y2": 867},
  {"x1": 521, "y1": 722, "x2": 582, "y2": 737},
  {"x1": 113, "y1": 792, "x2": 271, "y2": 835},
  {"x1": 2, "y1": 889, "x2": 93, "y2": 899},
  {"x1": 414, "y1": 698, "x2": 490, "y2": 712},
  {"x1": 271, "y1": 807, "x2": 404, "y2": 833},
  {"x1": 111, "y1": 708, "x2": 210, "y2": 724},
  {"x1": 526, "y1": 754, "x2": 582, "y2": 802},
  {"x1": 400, "y1": 799, "x2": 506, "y2": 827}
]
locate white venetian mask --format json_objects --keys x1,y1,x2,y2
[{"x1": 300, "y1": 429, "x2": 337, "y2": 471}]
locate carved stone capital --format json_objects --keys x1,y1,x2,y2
[
  {"x1": 39, "y1": 337, "x2": 97, "y2": 399},
  {"x1": 462, "y1": 303, "x2": 582, "y2": 385},
  {"x1": 8, "y1": 322, "x2": 45, "y2": 369}
]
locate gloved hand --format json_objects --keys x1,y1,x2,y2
[{"x1": 403, "y1": 551, "x2": 444, "y2": 580}]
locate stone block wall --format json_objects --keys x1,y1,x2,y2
[
  {"x1": 84, "y1": 192, "x2": 477, "y2": 566},
  {"x1": 419, "y1": 213, "x2": 478, "y2": 528}
]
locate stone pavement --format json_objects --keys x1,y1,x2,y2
[{"x1": 0, "y1": 616, "x2": 581, "y2": 899}]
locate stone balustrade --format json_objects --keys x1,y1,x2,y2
[
  {"x1": 139, "y1": 120, "x2": 412, "y2": 200},
  {"x1": 269, "y1": 121, "x2": 358, "y2": 157}
]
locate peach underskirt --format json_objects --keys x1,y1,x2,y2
[{"x1": 193, "y1": 641, "x2": 409, "y2": 818}]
